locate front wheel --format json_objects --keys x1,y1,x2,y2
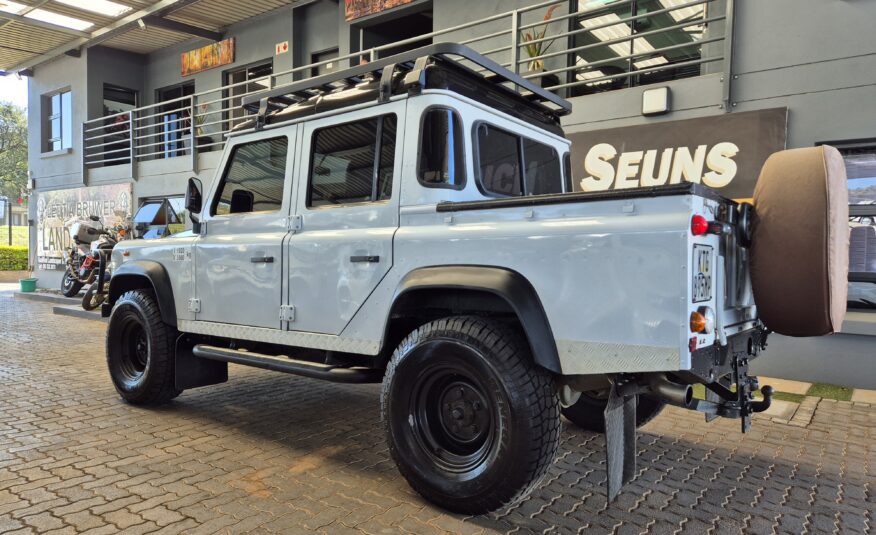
[
  {"x1": 381, "y1": 317, "x2": 560, "y2": 514},
  {"x1": 106, "y1": 289, "x2": 181, "y2": 405},
  {"x1": 61, "y1": 268, "x2": 83, "y2": 297},
  {"x1": 81, "y1": 284, "x2": 105, "y2": 311}
]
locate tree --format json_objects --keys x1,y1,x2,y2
[{"x1": 0, "y1": 103, "x2": 27, "y2": 201}]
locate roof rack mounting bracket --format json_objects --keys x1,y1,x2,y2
[
  {"x1": 378, "y1": 64, "x2": 396, "y2": 103},
  {"x1": 403, "y1": 55, "x2": 429, "y2": 94},
  {"x1": 255, "y1": 97, "x2": 269, "y2": 131}
]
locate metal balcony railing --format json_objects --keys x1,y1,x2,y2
[{"x1": 82, "y1": 0, "x2": 731, "y2": 171}]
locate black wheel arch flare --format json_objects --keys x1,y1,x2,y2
[
  {"x1": 105, "y1": 260, "x2": 177, "y2": 326},
  {"x1": 389, "y1": 265, "x2": 562, "y2": 373}
]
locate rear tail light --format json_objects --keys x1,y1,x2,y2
[
  {"x1": 691, "y1": 214, "x2": 709, "y2": 236},
  {"x1": 690, "y1": 307, "x2": 715, "y2": 333}
]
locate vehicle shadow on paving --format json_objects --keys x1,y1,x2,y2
[{"x1": 144, "y1": 369, "x2": 840, "y2": 533}]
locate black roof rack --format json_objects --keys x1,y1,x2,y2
[{"x1": 241, "y1": 42, "x2": 572, "y2": 127}]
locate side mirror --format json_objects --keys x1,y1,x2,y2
[{"x1": 185, "y1": 177, "x2": 203, "y2": 232}]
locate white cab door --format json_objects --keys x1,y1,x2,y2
[
  {"x1": 287, "y1": 102, "x2": 405, "y2": 335},
  {"x1": 194, "y1": 128, "x2": 297, "y2": 328}
]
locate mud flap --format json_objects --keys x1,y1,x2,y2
[
  {"x1": 175, "y1": 335, "x2": 228, "y2": 390},
  {"x1": 604, "y1": 383, "x2": 636, "y2": 502}
]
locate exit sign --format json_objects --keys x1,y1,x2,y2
[{"x1": 275, "y1": 41, "x2": 289, "y2": 55}]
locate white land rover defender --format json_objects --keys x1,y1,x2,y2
[{"x1": 103, "y1": 44, "x2": 850, "y2": 514}]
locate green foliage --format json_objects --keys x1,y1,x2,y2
[
  {"x1": 806, "y1": 383, "x2": 853, "y2": 401},
  {"x1": 0, "y1": 245, "x2": 27, "y2": 271},
  {"x1": 0, "y1": 103, "x2": 28, "y2": 201},
  {"x1": 0, "y1": 225, "x2": 28, "y2": 247}
]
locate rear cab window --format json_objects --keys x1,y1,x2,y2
[
  {"x1": 307, "y1": 114, "x2": 397, "y2": 207},
  {"x1": 473, "y1": 122, "x2": 563, "y2": 197}
]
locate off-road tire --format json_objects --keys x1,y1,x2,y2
[
  {"x1": 381, "y1": 316, "x2": 560, "y2": 514},
  {"x1": 61, "y1": 268, "x2": 83, "y2": 297},
  {"x1": 562, "y1": 392, "x2": 665, "y2": 433},
  {"x1": 106, "y1": 289, "x2": 181, "y2": 405}
]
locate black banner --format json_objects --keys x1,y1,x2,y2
[{"x1": 567, "y1": 108, "x2": 788, "y2": 199}]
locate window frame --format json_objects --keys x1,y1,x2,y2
[
  {"x1": 305, "y1": 113, "x2": 398, "y2": 209},
  {"x1": 417, "y1": 106, "x2": 467, "y2": 191},
  {"x1": 471, "y1": 120, "x2": 563, "y2": 198},
  {"x1": 209, "y1": 135, "x2": 290, "y2": 217},
  {"x1": 43, "y1": 88, "x2": 72, "y2": 153}
]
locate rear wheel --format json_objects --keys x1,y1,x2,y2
[
  {"x1": 562, "y1": 391, "x2": 665, "y2": 433},
  {"x1": 381, "y1": 317, "x2": 560, "y2": 514},
  {"x1": 61, "y1": 268, "x2": 83, "y2": 297},
  {"x1": 106, "y1": 289, "x2": 181, "y2": 405}
]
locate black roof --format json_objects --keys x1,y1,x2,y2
[{"x1": 240, "y1": 43, "x2": 572, "y2": 134}]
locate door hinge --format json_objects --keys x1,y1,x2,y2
[
  {"x1": 287, "y1": 215, "x2": 303, "y2": 232},
  {"x1": 279, "y1": 305, "x2": 296, "y2": 322},
  {"x1": 188, "y1": 298, "x2": 201, "y2": 313}
]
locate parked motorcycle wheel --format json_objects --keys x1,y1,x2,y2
[
  {"x1": 61, "y1": 268, "x2": 83, "y2": 297},
  {"x1": 82, "y1": 285, "x2": 106, "y2": 311}
]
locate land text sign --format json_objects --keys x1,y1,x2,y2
[
  {"x1": 36, "y1": 184, "x2": 132, "y2": 271},
  {"x1": 567, "y1": 108, "x2": 788, "y2": 199}
]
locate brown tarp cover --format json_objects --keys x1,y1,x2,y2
[{"x1": 751, "y1": 146, "x2": 849, "y2": 336}]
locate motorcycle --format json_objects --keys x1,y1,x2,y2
[
  {"x1": 80, "y1": 221, "x2": 130, "y2": 311},
  {"x1": 60, "y1": 215, "x2": 129, "y2": 303},
  {"x1": 61, "y1": 216, "x2": 104, "y2": 297}
]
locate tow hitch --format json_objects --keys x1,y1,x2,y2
[{"x1": 603, "y1": 364, "x2": 774, "y2": 501}]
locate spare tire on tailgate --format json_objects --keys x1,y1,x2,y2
[{"x1": 750, "y1": 146, "x2": 849, "y2": 336}]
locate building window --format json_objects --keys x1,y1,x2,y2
[
  {"x1": 133, "y1": 196, "x2": 187, "y2": 239},
  {"x1": 308, "y1": 114, "x2": 397, "y2": 207},
  {"x1": 474, "y1": 123, "x2": 562, "y2": 197},
  {"x1": 43, "y1": 89, "x2": 72, "y2": 152},
  {"x1": 569, "y1": 0, "x2": 710, "y2": 96},
  {"x1": 838, "y1": 142, "x2": 876, "y2": 310},
  {"x1": 154, "y1": 82, "x2": 195, "y2": 160},
  {"x1": 418, "y1": 108, "x2": 465, "y2": 189},
  {"x1": 213, "y1": 137, "x2": 289, "y2": 216},
  {"x1": 225, "y1": 61, "x2": 273, "y2": 131},
  {"x1": 311, "y1": 48, "x2": 339, "y2": 78}
]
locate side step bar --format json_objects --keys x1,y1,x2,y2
[{"x1": 192, "y1": 345, "x2": 383, "y2": 384}]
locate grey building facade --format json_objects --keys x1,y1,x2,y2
[{"x1": 16, "y1": 0, "x2": 876, "y2": 387}]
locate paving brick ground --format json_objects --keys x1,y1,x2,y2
[{"x1": 0, "y1": 285, "x2": 873, "y2": 534}]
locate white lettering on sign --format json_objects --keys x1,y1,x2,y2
[
  {"x1": 275, "y1": 41, "x2": 289, "y2": 55},
  {"x1": 579, "y1": 142, "x2": 740, "y2": 192}
]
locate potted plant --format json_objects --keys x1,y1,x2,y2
[
  {"x1": 194, "y1": 104, "x2": 215, "y2": 152},
  {"x1": 521, "y1": 5, "x2": 561, "y2": 89}
]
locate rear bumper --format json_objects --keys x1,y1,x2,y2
[{"x1": 684, "y1": 325, "x2": 768, "y2": 383}]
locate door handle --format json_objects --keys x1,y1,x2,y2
[
  {"x1": 350, "y1": 255, "x2": 380, "y2": 263},
  {"x1": 250, "y1": 256, "x2": 274, "y2": 263}
]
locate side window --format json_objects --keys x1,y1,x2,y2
[
  {"x1": 564, "y1": 152, "x2": 572, "y2": 192},
  {"x1": 419, "y1": 108, "x2": 465, "y2": 189},
  {"x1": 475, "y1": 122, "x2": 562, "y2": 197},
  {"x1": 476, "y1": 123, "x2": 522, "y2": 196},
  {"x1": 523, "y1": 138, "x2": 562, "y2": 195},
  {"x1": 213, "y1": 137, "x2": 288, "y2": 216},
  {"x1": 308, "y1": 114, "x2": 397, "y2": 207}
]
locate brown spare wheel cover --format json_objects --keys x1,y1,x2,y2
[{"x1": 751, "y1": 146, "x2": 849, "y2": 336}]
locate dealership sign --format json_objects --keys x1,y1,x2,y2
[
  {"x1": 568, "y1": 108, "x2": 788, "y2": 199},
  {"x1": 36, "y1": 184, "x2": 132, "y2": 271}
]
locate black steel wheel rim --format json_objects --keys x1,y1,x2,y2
[
  {"x1": 407, "y1": 342, "x2": 500, "y2": 475},
  {"x1": 116, "y1": 312, "x2": 149, "y2": 382},
  {"x1": 62, "y1": 271, "x2": 74, "y2": 290}
]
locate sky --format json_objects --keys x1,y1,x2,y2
[{"x1": 0, "y1": 75, "x2": 28, "y2": 109}]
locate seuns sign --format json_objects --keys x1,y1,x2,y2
[{"x1": 567, "y1": 108, "x2": 788, "y2": 200}]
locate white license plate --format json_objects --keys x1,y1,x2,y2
[{"x1": 692, "y1": 244, "x2": 713, "y2": 303}]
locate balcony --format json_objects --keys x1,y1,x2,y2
[{"x1": 82, "y1": 0, "x2": 731, "y2": 172}]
